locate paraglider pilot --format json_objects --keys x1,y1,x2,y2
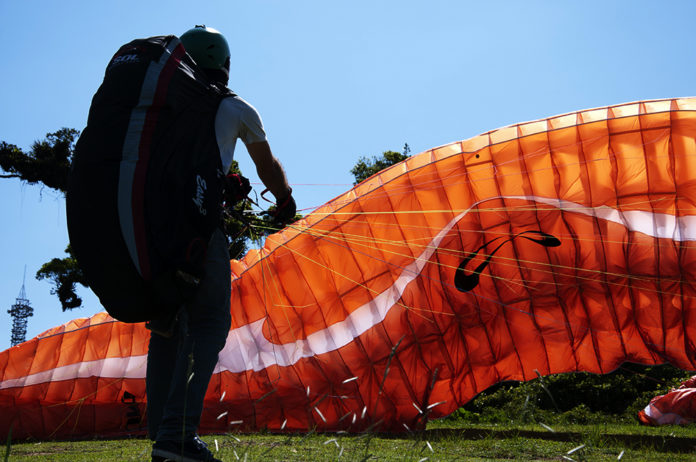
[{"x1": 67, "y1": 25, "x2": 295, "y2": 462}]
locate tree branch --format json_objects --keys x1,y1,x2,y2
[{"x1": 0, "y1": 128, "x2": 79, "y2": 193}]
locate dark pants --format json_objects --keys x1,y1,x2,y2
[{"x1": 146, "y1": 229, "x2": 232, "y2": 441}]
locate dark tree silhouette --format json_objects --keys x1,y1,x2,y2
[
  {"x1": 350, "y1": 143, "x2": 410, "y2": 185},
  {"x1": 1, "y1": 129, "x2": 88, "y2": 311},
  {"x1": 0, "y1": 128, "x2": 78, "y2": 192}
]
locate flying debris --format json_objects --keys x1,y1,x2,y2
[{"x1": 3, "y1": 97, "x2": 696, "y2": 439}]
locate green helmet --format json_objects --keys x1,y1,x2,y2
[{"x1": 180, "y1": 25, "x2": 230, "y2": 79}]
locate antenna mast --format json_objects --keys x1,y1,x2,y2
[{"x1": 8, "y1": 266, "x2": 33, "y2": 346}]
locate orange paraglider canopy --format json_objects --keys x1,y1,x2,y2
[{"x1": 2, "y1": 97, "x2": 696, "y2": 439}]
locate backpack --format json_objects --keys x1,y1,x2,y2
[{"x1": 67, "y1": 35, "x2": 232, "y2": 322}]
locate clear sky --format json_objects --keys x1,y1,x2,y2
[{"x1": 1, "y1": 0, "x2": 694, "y2": 350}]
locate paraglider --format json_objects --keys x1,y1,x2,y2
[
  {"x1": 2, "y1": 97, "x2": 696, "y2": 440},
  {"x1": 639, "y1": 376, "x2": 696, "y2": 426}
]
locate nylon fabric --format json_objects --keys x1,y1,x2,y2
[{"x1": 5, "y1": 97, "x2": 696, "y2": 439}]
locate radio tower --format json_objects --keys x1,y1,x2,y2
[{"x1": 8, "y1": 268, "x2": 33, "y2": 346}]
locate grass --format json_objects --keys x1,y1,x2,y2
[
  {"x1": 7, "y1": 364, "x2": 693, "y2": 460},
  {"x1": 5, "y1": 421, "x2": 696, "y2": 461}
]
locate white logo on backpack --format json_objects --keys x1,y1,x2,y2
[
  {"x1": 111, "y1": 54, "x2": 140, "y2": 67},
  {"x1": 193, "y1": 175, "x2": 207, "y2": 216}
]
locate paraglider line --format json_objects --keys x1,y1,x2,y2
[
  {"x1": 286, "y1": 204, "x2": 695, "y2": 301},
  {"x1": 256, "y1": 195, "x2": 696, "y2": 374}
]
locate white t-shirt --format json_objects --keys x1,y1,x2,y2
[{"x1": 214, "y1": 95, "x2": 268, "y2": 173}]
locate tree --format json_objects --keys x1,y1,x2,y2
[
  {"x1": 1, "y1": 129, "x2": 88, "y2": 311},
  {"x1": 350, "y1": 143, "x2": 411, "y2": 184},
  {"x1": 1, "y1": 129, "x2": 285, "y2": 311},
  {"x1": 36, "y1": 245, "x2": 88, "y2": 311},
  {"x1": 0, "y1": 128, "x2": 77, "y2": 192}
]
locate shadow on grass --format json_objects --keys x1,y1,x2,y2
[{"x1": 420, "y1": 427, "x2": 696, "y2": 453}]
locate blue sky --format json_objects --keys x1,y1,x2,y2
[{"x1": 1, "y1": 0, "x2": 694, "y2": 350}]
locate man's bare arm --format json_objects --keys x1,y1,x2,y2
[{"x1": 245, "y1": 141, "x2": 291, "y2": 200}]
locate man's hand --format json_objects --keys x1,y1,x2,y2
[
  {"x1": 245, "y1": 140, "x2": 294, "y2": 226},
  {"x1": 270, "y1": 191, "x2": 297, "y2": 227},
  {"x1": 223, "y1": 173, "x2": 252, "y2": 205}
]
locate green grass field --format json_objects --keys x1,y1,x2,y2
[
  {"x1": 6, "y1": 365, "x2": 693, "y2": 460},
  {"x1": 6, "y1": 421, "x2": 696, "y2": 461}
]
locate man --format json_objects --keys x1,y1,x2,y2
[{"x1": 67, "y1": 26, "x2": 295, "y2": 462}]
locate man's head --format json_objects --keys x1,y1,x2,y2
[{"x1": 180, "y1": 25, "x2": 231, "y2": 85}]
